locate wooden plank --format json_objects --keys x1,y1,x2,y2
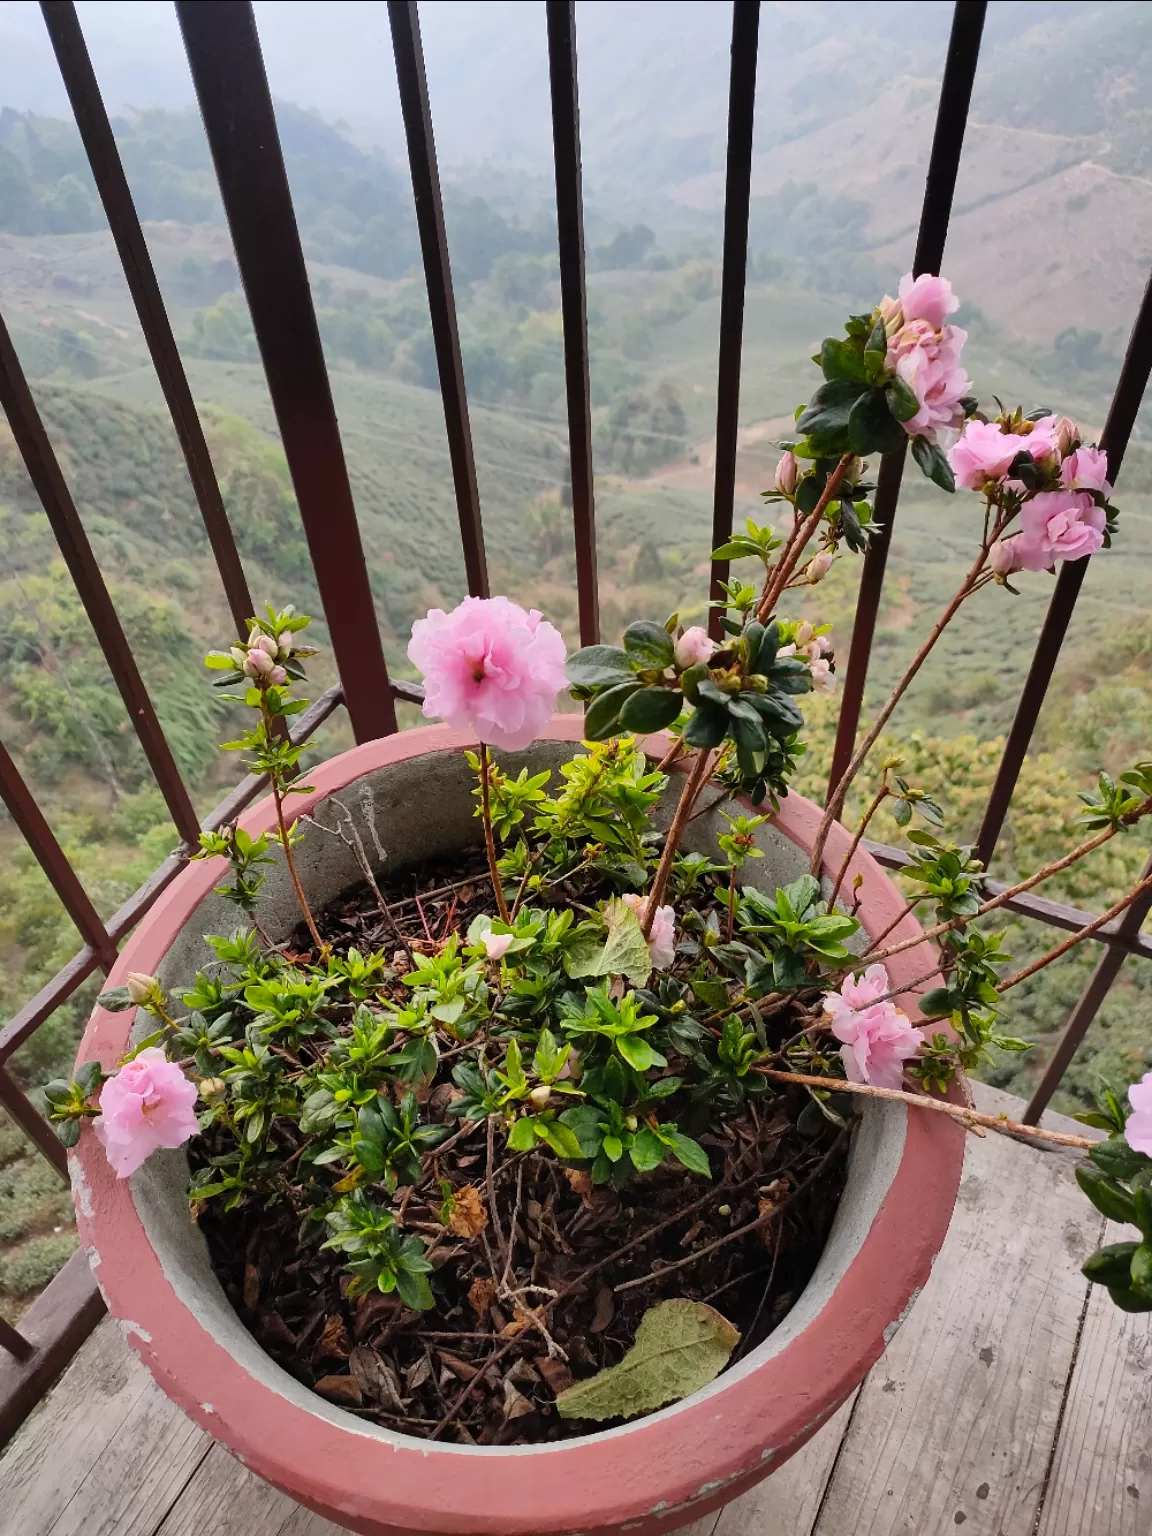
[
  {"x1": 0, "y1": 1315, "x2": 210, "y2": 1535},
  {"x1": 155, "y1": 1441, "x2": 347, "y2": 1536},
  {"x1": 708, "y1": 1391, "x2": 858, "y2": 1536},
  {"x1": 1035, "y1": 1217, "x2": 1152, "y2": 1536},
  {"x1": 810, "y1": 1086, "x2": 1104, "y2": 1536},
  {"x1": 0, "y1": 1245, "x2": 104, "y2": 1448}
]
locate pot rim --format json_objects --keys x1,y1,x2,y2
[{"x1": 73, "y1": 716, "x2": 965, "y2": 1536}]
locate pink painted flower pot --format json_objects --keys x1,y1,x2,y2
[{"x1": 72, "y1": 718, "x2": 965, "y2": 1536}]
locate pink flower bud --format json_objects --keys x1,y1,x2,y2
[
  {"x1": 808, "y1": 549, "x2": 834, "y2": 583},
  {"x1": 268, "y1": 665, "x2": 287, "y2": 685},
  {"x1": 1052, "y1": 416, "x2": 1081, "y2": 458},
  {"x1": 252, "y1": 633, "x2": 277, "y2": 657},
  {"x1": 277, "y1": 631, "x2": 294, "y2": 657},
  {"x1": 483, "y1": 931, "x2": 513, "y2": 960},
  {"x1": 246, "y1": 648, "x2": 274, "y2": 676},
  {"x1": 989, "y1": 538, "x2": 1020, "y2": 578},
  {"x1": 774, "y1": 450, "x2": 798, "y2": 496},
  {"x1": 125, "y1": 972, "x2": 161, "y2": 1006},
  {"x1": 794, "y1": 621, "x2": 814, "y2": 646},
  {"x1": 674, "y1": 626, "x2": 715, "y2": 669}
]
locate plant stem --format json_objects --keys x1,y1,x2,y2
[
  {"x1": 271, "y1": 779, "x2": 325, "y2": 953},
  {"x1": 828, "y1": 783, "x2": 890, "y2": 910},
  {"x1": 656, "y1": 736, "x2": 686, "y2": 774},
  {"x1": 997, "y1": 874, "x2": 1152, "y2": 993},
  {"x1": 756, "y1": 454, "x2": 853, "y2": 623},
  {"x1": 758, "y1": 1068, "x2": 1096, "y2": 1149},
  {"x1": 810, "y1": 536, "x2": 996, "y2": 877},
  {"x1": 643, "y1": 748, "x2": 713, "y2": 935},
  {"x1": 864, "y1": 895, "x2": 928, "y2": 954},
  {"x1": 478, "y1": 743, "x2": 511, "y2": 923},
  {"x1": 726, "y1": 865, "x2": 738, "y2": 942},
  {"x1": 864, "y1": 800, "x2": 1152, "y2": 968}
]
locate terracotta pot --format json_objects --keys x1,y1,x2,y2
[{"x1": 72, "y1": 717, "x2": 964, "y2": 1536}]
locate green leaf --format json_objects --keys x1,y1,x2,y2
[
  {"x1": 848, "y1": 387, "x2": 905, "y2": 456},
  {"x1": 96, "y1": 986, "x2": 134, "y2": 1013},
  {"x1": 819, "y1": 337, "x2": 867, "y2": 383},
  {"x1": 616, "y1": 1033, "x2": 660, "y2": 1071},
  {"x1": 203, "y1": 650, "x2": 239, "y2": 670},
  {"x1": 667, "y1": 1131, "x2": 712, "y2": 1177},
  {"x1": 917, "y1": 987, "x2": 955, "y2": 1019},
  {"x1": 796, "y1": 379, "x2": 864, "y2": 443},
  {"x1": 554, "y1": 1299, "x2": 739, "y2": 1421},
  {"x1": 683, "y1": 699, "x2": 729, "y2": 750},
  {"x1": 74, "y1": 1060, "x2": 102, "y2": 1097},
  {"x1": 618, "y1": 688, "x2": 683, "y2": 734},
  {"x1": 1090, "y1": 1139, "x2": 1152, "y2": 1183},
  {"x1": 394, "y1": 1266, "x2": 435, "y2": 1311},
  {"x1": 507, "y1": 1117, "x2": 538, "y2": 1152},
  {"x1": 886, "y1": 375, "x2": 921, "y2": 422},
  {"x1": 1082, "y1": 1241, "x2": 1139, "y2": 1286},
  {"x1": 566, "y1": 645, "x2": 635, "y2": 688},
  {"x1": 1076, "y1": 1165, "x2": 1137, "y2": 1225},
  {"x1": 622, "y1": 621, "x2": 675, "y2": 670},
  {"x1": 584, "y1": 682, "x2": 641, "y2": 741},
  {"x1": 565, "y1": 898, "x2": 653, "y2": 986},
  {"x1": 629, "y1": 1126, "x2": 666, "y2": 1172},
  {"x1": 1107, "y1": 1285, "x2": 1152, "y2": 1313},
  {"x1": 1132, "y1": 1244, "x2": 1152, "y2": 1291},
  {"x1": 539, "y1": 1120, "x2": 585, "y2": 1160},
  {"x1": 910, "y1": 435, "x2": 956, "y2": 493}
]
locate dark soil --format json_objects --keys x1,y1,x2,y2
[{"x1": 193, "y1": 848, "x2": 850, "y2": 1446}]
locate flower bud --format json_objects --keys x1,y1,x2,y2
[
  {"x1": 878, "y1": 294, "x2": 903, "y2": 338},
  {"x1": 674, "y1": 625, "x2": 715, "y2": 670},
  {"x1": 795, "y1": 621, "x2": 814, "y2": 646},
  {"x1": 246, "y1": 647, "x2": 274, "y2": 677},
  {"x1": 199, "y1": 1077, "x2": 226, "y2": 1101},
  {"x1": 773, "y1": 450, "x2": 798, "y2": 496},
  {"x1": 277, "y1": 631, "x2": 294, "y2": 657},
  {"x1": 808, "y1": 549, "x2": 834, "y2": 583},
  {"x1": 252, "y1": 633, "x2": 277, "y2": 657},
  {"x1": 1051, "y1": 416, "x2": 1081, "y2": 457},
  {"x1": 268, "y1": 665, "x2": 288, "y2": 686},
  {"x1": 528, "y1": 1084, "x2": 552, "y2": 1109},
  {"x1": 126, "y1": 972, "x2": 161, "y2": 1006},
  {"x1": 229, "y1": 646, "x2": 247, "y2": 669},
  {"x1": 989, "y1": 538, "x2": 1020, "y2": 579}
]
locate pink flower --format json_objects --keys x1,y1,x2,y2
[
  {"x1": 483, "y1": 931, "x2": 513, "y2": 961},
  {"x1": 94, "y1": 1048, "x2": 200, "y2": 1179},
  {"x1": 947, "y1": 420, "x2": 1029, "y2": 490},
  {"x1": 1061, "y1": 445, "x2": 1111, "y2": 496},
  {"x1": 1013, "y1": 491, "x2": 1106, "y2": 571},
  {"x1": 888, "y1": 319, "x2": 970, "y2": 446},
  {"x1": 823, "y1": 965, "x2": 924, "y2": 1089},
  {"x1": 675, "y1": 626, "x2": 715, "y2": 670},
  {"x1": 1125, "y1": 1073, "x2": 1152, "y2": 1156},
  {"x1": 989, "y1": 538, "x2": 1021, "y2": 578},
  {"x1": 408, "y1": 596, "x2": 567, "y2": 752},
  {"x1": 897, "y1": 272, "x2": 959, "y2": 330},
  {"x1": 809, "y1": 656, "x2": 835, "y2": 692},
  {"x1": 774, "y1": 450, "x2": 798, "y2": 496},
  {"x1": 621, "y1": 893, "x2": 677, "y2": 970}
]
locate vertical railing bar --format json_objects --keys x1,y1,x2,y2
[
  {"x1": 176, "y1": 1, "x2": 397, "y2": 744},
  {"x1": 976, "y1": 264, "x2": 1152, "y2": 867},
  {"x1": 826, "y1": 0, "x2": 987, "y2": 800},
  {"x1": 1023, "y1": 849, "x2": 1152, "y2": 1124},
  {"x1": 0, "y1": 739, "x2": 116, "y2": 968},
  {"x1": 0, "y1": 309, "x2": 201, "y2": 844},
  {"x1": 0, "y1": 1068, "x2": 68, "y2": 1179},
  {"x1": 388, "y1": 0, "x2": 489, "y2": 602},
  {"x1": 707, "y1": 0, "x2": 760, "y2": 643},
  {"x1": 546, "y1": 0, "x2": 598, "y2": 647},
  {"x1": 0, "y1": 1314, "x2": 34, "y2": 1363},
  {"x1": 39, "y1": 0, "x2": 255, "y2": 639}
]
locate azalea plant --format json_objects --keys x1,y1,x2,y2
[{"x1": 47, "y1": 271, "x2": 1152, "y2": 1434}]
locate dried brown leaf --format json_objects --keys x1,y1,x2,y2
[
  {"x1": 467, "y1": 1276, "x2": 497, "y2": 1319},
  {"x1": 447, "y1": 1184, "x2": 489, "y2": 1238},
  {"x1": 438, "y1": 1350, "x2": 479, "y2": 1382},
  {"x1": 589, "y1": 1284, "x2": 615, "y2": 1334},
  {"x1": 534, "y1": 1355, "x2": 572, "y2": 1395},
  {"x1": 242, "y1": 1262, "x2": 260, "y2": 1311},
  {"x1": 562, "y1": 1166, "x2": 595, "y2": 1206},
  {"x1": 313, "y1": 1373, "x2": 363, "y2": 1407},
  {"x1": 314, "y1": 1313, "x2": 349, "y2": 1363},
  {"x1": 349, "y1": 1345, "x2": 405, "y2": 1410},
  {"x1": 404, "y1": 1354, "x2": 433, "y2": 1392},
  {"x1": 502, "y1": 1377, "x2": 535, "y2": 1421}
]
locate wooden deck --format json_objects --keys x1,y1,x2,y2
[{"x1": 1, "y1": 1085, "x2": 1149, "y2": 1536}]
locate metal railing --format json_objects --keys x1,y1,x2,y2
[{"x1": 2, "y1": 0, "x2": 1151, "y2": 1440}]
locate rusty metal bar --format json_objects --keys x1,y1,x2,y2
[
  {"x1": 0, "y1": 739, "x2": 116, "y2": 969},
  {"x1": 388, "y1": 0, "x2": 489, "y2": 602},
  {"x1": 1022, "y1": 849, "x2": 1152, "y2": 1123},
  {"x1": 976, "y1": 265, "x2": 1152, "y2": 866},
  {"x1": 707, "y1": 0, "x2": 759, "y2": 644},
  {"x1": 177, "y1": 0, "x2": 397, "y2": 743},
  {"x1": 827, "y1": 0, "x2": 986, "y2": 799},
  {"x1": 0, "y1": 310, "x2": 201, "y2": 845},
  {"x1": 0, "y1": 683, "x2": 345, "y2": 1067},
  {"x1": 40, "y1": 0, "x2": 255, "y2": 639},
  {"x1": 546, "y1": 0, "x2": 598, "y2": 646},
  {"x1": 0, "y1": 1068, "x2": 67, "y2": 1178},
  {"x1": 0, "y1": 1247, "x2": 104, "y2": 1445}
]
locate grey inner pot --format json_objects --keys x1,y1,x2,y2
[{"x1": 131, "y1": 740, "x2": 906, "y2": 1454}]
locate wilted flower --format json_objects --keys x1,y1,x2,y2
[
  {"x1": 1013, "y1": 491, "x2": 1106, "y2": 570},
  {"x1": 947, "y1": 419, "x2": 1029, "y2": 491},
  {"x1": 1125, "y1": 1073, "x2": 1152, "y2": 1156},
  {"x1": 621, "y1": 893, "x2": 676, "y2": 970},
  {"x1": 1060, "y1": 444, "x2": 1111, "y2": 496},
  {"x1": 823, "y1": 964, "x2": 924, "y2": 1089},
  {"x1": 774, "y1": 450, "x2": 799, "y2": 496},
  {"x1": 674, "y1": 626, "x2": 715, "y2": 670},
  {"x1": 94, "y1": 1048, "x2": 200, "y2": 1179},
  {"x1": 408, "y1": 596, "x2": 567, "y2": 752}
]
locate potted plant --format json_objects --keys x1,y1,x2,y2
[{"x1": 58, "y1": 272, "x2": 1152, "y2": 1536}]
